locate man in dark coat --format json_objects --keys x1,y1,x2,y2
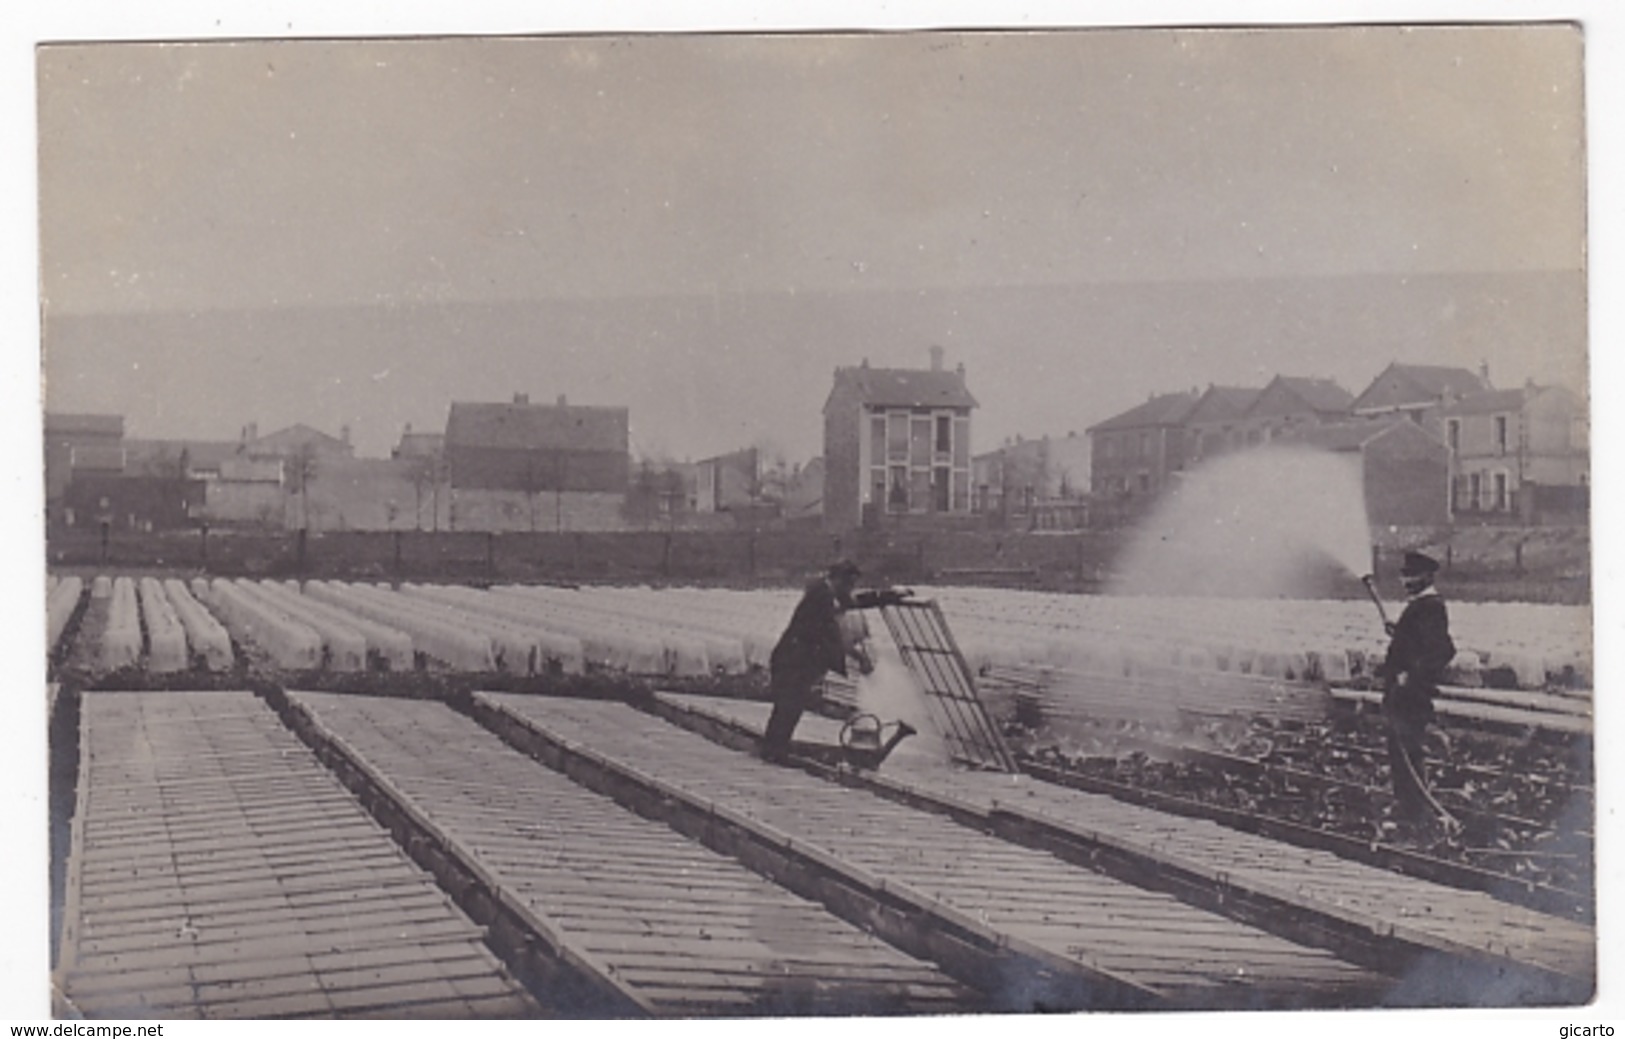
[
  {"x1": 762, "y1": 560, "x2": 898, "y2": 760},
  {"x1": 1379, "y1": 550, "x2": 1457, "y2": 825}
]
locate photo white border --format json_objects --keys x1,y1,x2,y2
[{"x1": 6, "y1": 3, "x2": 1616, "y2": 1033}]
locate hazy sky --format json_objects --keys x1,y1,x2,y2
[{"x1": 38, "y1": 24, "x2": 1587, "y2": 461}]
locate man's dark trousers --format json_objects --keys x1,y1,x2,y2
[{"x1": 763, "y1": 668, "x2": 824, "y2": 755}]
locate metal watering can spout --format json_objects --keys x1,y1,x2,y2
[{"x1": 839, "y1": 713, "x2": 919, "y2": 770}]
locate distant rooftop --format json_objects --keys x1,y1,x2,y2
[
  {"x1": 1087, "y1": 390, "x2": 1200, "y2": 433},
  {"x1": 1271, "y1": 376, "x2": 1355, "y2": 414},
  {"x1": 446, "y1": 398, "x2": 629, "y2": 453},
  {"x1": 1351, "y1": 363, "x2": 1490, "y2": 412},
  {"x1": 828, "y1": 363, "x2": 978, "y2": 411},
  {"x1": 1185, "y1": 385, "x2": 1261, "y2": 425},
  {"x1": 46, "y1": 412, "x2": 124, "y2": 437}
]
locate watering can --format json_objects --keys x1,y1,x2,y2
[{"x1": 838, "y1": 713, "x2": 917, "y2": 770}]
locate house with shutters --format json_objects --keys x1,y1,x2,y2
[
  {"x1": 1436, "y1": 382, "x2": 1588, "y2": 523},
  {"x1": 822, "y1": 348, "x2": 977, "y2": 531}
]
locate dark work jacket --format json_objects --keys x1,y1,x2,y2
[
  {"x1": 1381, "y1": 591, "x2": 1455, "y2": 723},
  {"x1": 770, "y1": 579, "x2": 853, "y2": 683}
]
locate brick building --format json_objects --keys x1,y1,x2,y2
[
  {"x1": 1281, "y1": 417, "x2": 1452, "y2": 528},
  {"x1": 1238, "y1": 375, "x2": 1354, "y2": 443},
  {"x1": 44, "y1": 412, "x2": 124, "y2": 506},
  {"x1": 442, "y1": 393, "x2": 631, "y2": 532},
  {"x1": 1086, "y1": 390, "x2": 1200, "y2": 506},
  {"x1": 1180, "y1": 385, "x2": 1262, "y2": 468}
]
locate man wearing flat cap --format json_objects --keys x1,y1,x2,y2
[
  {"x1": 762, "y1": 560, "x2": 903, "y2": 761},
  {"x1": 1379, "y1": 550, "x2": 1457, "y2": 826}
]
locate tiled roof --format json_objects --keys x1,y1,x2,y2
[
  {"x1": 123, "y1": 439, "x2": 241, "y2": 473},
  {"x1": 1274, "y1": 376, "x2": 1355, "y2": 413},
  {"x1": 828, "y1": 366, "x2": 978, "y2": 410},
  {"x1": 445, "y1": 401, "x2": 629, "y2": 453},
  {"x1": 1351, "y1": 363, "x2": 1489, "y2": 412},
  {"x1": 242, "y1": 424, "x2": 352, "y2": 456},
  {"x1": 1185, "y1": 386, "x2": 1261, "y2": 425},
  {"x1": 1087, "y1": 391, "x2": 1200, "y2": 432}
]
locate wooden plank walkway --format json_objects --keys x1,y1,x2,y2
[
  {"x1": 653, "y1": 692, "x2": 1595, "y2": 1004},
  {"x1": 479, "y1": 692, "x2": 1391, "y2": 1010},
  {"x1": 283, "y1": 691, "x2": 980, "y2": 1018},
  {"x1": 1332, "y1": 687, "x2": 1592, "y2": 737},
  {"x1": 57, "y1": 691, "x2": 538, "y2": 1020}
]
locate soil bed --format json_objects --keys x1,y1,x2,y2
[{"x1": 1007, "y1": 707, "x2": 1593, "y2": 898}]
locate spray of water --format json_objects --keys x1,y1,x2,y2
[
  {"x1": 851, "y1": 648, "x2": 950, "y2": 767},
  {"x1": 1111, "y1": 444, "x2": 1374, "y2": 599}
]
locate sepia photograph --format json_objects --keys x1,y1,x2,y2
[{"x1": 15, "y1": 1, "x2": 1614, "y2": 1028}]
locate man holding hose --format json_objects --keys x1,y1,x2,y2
[{"x1": 1378, "y1": 550, "x2": 1457, "y2": 830}]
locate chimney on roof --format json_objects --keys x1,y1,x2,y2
[
  {"x1": 556, "y1": 394, "x2": 568, "y2": 407},
  {"x1": 929, "y1": 345, "x2": 944, "y2": 372},
  {"x1": 1480, "y1": 360, "x2": 1491, "y2": 384},
  {"x1": 241, "y1": 422, "x2": 258, "y2": 443},
  {"x1": 956, "y1": 361, "x2": 966, "y2": 381},
  {"x1": 514, "y1": 392, "x2": 529, "y2": 406},
  {"x1": 861, "y1": 357, "x2": 869, "y2": 368},
  {"x1": 341, "y1": 425, "x2": 351, "y2": 445},
  {"x1": 404, "y1": 422, "x2": 412, "y2": 435}
]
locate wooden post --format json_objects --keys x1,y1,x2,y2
[
  {"x1": 393, "y1": 530, "x2": 403, "y2": 577},
  {"x1": 200, "y1": 523, "x2": 209, "y2": 567},
  {"x1": 1370, "y1": 544, "x2": 1380, "y2": 581}
]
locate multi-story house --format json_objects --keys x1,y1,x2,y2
[
  {"x1": 1086, "y1": 390, "x2": 1200, "y2": 503},
  {"x1": 1436, "y1": 382, "x2": 1588, "y2": 522},
  {"x1": 822, "y1": 348, "x2": 977, "y2": 531}
]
